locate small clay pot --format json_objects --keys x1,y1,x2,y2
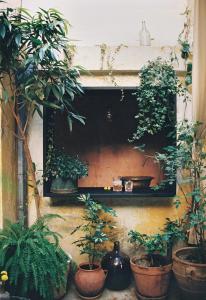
[{"x1": 74, "y1": 263, "x2": 107, "y2": 299}]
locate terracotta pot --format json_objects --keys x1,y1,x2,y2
[
  {"x1": 74, "y1": 263, "x2": 107, "y2": 299},
  {"x1": 173, "y1": 247, "x2": 206, "y2": 300},
  {"x1": 130, "y1": 256, "x2": 172, "y2": 298}
]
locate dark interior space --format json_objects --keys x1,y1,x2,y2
[{"x1": 44, "y1": 87, "x2": 176, "y2": 197}]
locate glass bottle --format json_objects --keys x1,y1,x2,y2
[
  {"x1": 139, "y1": 21, "x2": 151, "y2": 46},
  {"x1": 101, "y1": 241, "x2": 131, "y2": 290}
]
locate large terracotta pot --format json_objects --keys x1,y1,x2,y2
[
  {"x1": 130, "y1": 256, "x2": 172, "y2": 299},
  {"x1": 74, "y1": 263, "x2": 107, "y2": 299},
  {"x1": 173, "y1": 247, "x2": 206, "y2": 300}
]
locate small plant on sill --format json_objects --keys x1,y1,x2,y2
[
  {"x1": 71, "y1": 194, "x2": 117, "y2": 269},
  {"x1": 44, "y1": 144, "x2": 88, "y2": 182}
]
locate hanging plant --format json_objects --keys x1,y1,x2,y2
[{"x1": 130, "y1": 58, "x2": 184, "y2": 142}]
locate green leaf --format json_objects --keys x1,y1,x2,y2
[
  {"x1": 67, "y1": 115, "x2": 73, "y2": 132},
  {"x1": 15, "y1": 33, "x2": 21, "y2": 47},
  {"x1": 0, "y1": 24, "x2": 6, "y2": 39},
  {"x1": 69, "y1": 112, "x2": 85, "y2": 125}
]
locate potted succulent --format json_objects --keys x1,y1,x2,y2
[
  {"x1": 128, "y1": 219, "x2": 183, "y2": 299},
  {"x1": 71, "y1": 194, "x2": 117, "y2": 299},
  {"x1": 0, "y1": 214, "x2": 70, "y2": 300},
  {"x1": 155, "y1": 120, "x2": 206, "y2": 299},
  {"x1": 44, "y1": 145, "x2": 88, "y2": 194}
]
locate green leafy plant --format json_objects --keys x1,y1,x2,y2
[
  {"x1": 0, "y1": 214, "x2": 69, "y2": 300},
  {"x1": 44, "y1": 145, "x2": 88, "y2": 181},
  {"x1": 128, "y1": 218, "x2": 184, "y2": 266},
  {"x1": 155, "y1": 120, "x2": 206, "y2": 263},
  {"x1": 130, "y1": 57, "x2": 184, "y2": 142},
  {"x1": 71, "y1": 194, "x2": 117, "y2": 269},
  {"x1": 0, "y1": 7, "x2": 84, "y2": 217}
]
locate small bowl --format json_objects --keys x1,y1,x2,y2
[{"x1": 120, "y1": 176, "x2": 154, "y2": 190}]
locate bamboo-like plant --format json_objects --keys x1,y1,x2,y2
[{"x1": 0, "y1": 7, "x2": 84, "y2": 217}]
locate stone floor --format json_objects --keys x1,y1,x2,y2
[{"x1": 63, "y1": 280, "x2": 181, "y2": 300}]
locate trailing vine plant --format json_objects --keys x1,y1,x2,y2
[
  {"x1": 130, "y1": 57, "x2": 186, "y2": 143},
  {"x1": 98, "y1": 43, "x2": 127, "y2": 101}
]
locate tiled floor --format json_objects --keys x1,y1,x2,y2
[{"x1": 63, "y1": 280, "x2": 181, "y2": 300}]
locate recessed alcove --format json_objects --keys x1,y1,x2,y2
[{"x1": 44, "y1": 87, "x2": 176, "y2": 198}]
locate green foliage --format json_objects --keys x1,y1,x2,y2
[
  {"x1": 130, "y1": 58, "x2": 184, "y2": 142},
  {"x1": 0, "y1": 6, "x2": 84, "y2": 127},
  {"x1": 128, "y1": 218, "x2": 185, "y2": 266},
  {"x1": 128, "y1": 230, "x2": 166, "y2": 256},
  {"x1": 155, "y1": 120, "x2": 206, "y2": 263},
  {"x1": 44, "y1": 144, "x2": 88, "y2": 181},
  {"x1": 71, "y1": 194, "x2": 117, "y2": 268},
  {"x1": 0, "y1": 214, "x2": 69, "y2": 300}
]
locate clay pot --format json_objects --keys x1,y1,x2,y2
[
  {"x1": 173, "y1": 247, "x2": 206, "y2": 300},
  {"x1": 130, "y1": 256, "x2": 172, "y2": 298},
  {"x1": 74, "y1": 263, "x2": 107, "y2": 299}
]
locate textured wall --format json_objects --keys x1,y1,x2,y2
[{"x1": 0, "y1": 80, "x2": 17, "y2": 228}]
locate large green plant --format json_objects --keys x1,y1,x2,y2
[
  {"x1": 0, "y1": 214, "x2": 69, "y2": 300},
  {"x1": 44, "y1": 145, "x2": 88, "y2": 181},
  {"x1": 71, "y1": 194, "x2": 117, "y2": 269},
  {"x1": 0, "y1": 7, "x2": 84, "y2": 217},
  {"x1": 130, "y1": 58, "x2": 184, "y2": 142},
  {"x1": 155, "y1": 120, "x2": 206, "y2": 263},
  {"x1": 128, "y1": 219, "x2": 184, "y2": 266}
]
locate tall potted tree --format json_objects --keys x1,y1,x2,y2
[
  {"x1": 155, "y1": 120, "x2": 206, "y2": 299},
  {"x1": 71, "y1": 194, "x2": 117, "y2": 299},
  {"x1": 0, "y1": 7, "x2": 84, "y2": 217}
]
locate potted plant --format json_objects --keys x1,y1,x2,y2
[
  {"x1": 155, "y1": 120, "x2": 206, "y2": 299},
  {"x1": 44, "y1": 145, "x2": 88, "y2": 194},
  {"x1": 128, "y1": 219, "x2": 183, "y2": 299},
  {"x1": 0, "y1": 214, "x2": 70, "y2": 300},
  {"x1": 71, "y1": 194, "x2": 117, "y2": 299}
]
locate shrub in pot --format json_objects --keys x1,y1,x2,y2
[
  {"x1": 44, "y1": 145, "x2": 88, "y2": 194},
  {"x1": 0, "y1": 214, "x2": 70, "y2": 300},
  {"x1": 155, "y1": 120, "x2": 206, "y2": 299},
  {"x1": 71, "y1": 194, "x2": 116, "y2": 299},
  {"x1": 128, "y1": 219, "x2": 183, "y2": 299}
]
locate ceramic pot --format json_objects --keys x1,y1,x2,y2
[
  {"x1": 173, "y1": 247, "x2": 206, "y2": 300},
  {"x1": 120, "y1": 176, "x2": 153, "y2": 190},
  {"x1": 101, "y1": 241, "x2": 131, "y2": 290},
  {"x1": 51, "y1": 177, "x2": 77, "y2": 194},
  {"x1": 130, "y1": 256, "x2": 172, "y2": 298},
  {"x1": 74, "y1": 263, "x2": 107, "y2": 299}
]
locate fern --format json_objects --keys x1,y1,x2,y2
[{"x1": 0, "y1": 214, "x2": 68, "y2": 300}]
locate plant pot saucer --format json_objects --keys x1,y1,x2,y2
[
  {"x1": 136, "y1": 290, "x2": 168, "y2": 300},
  {"x1": 76, "y1": 290, "x2": 103, "y2": 300}
]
